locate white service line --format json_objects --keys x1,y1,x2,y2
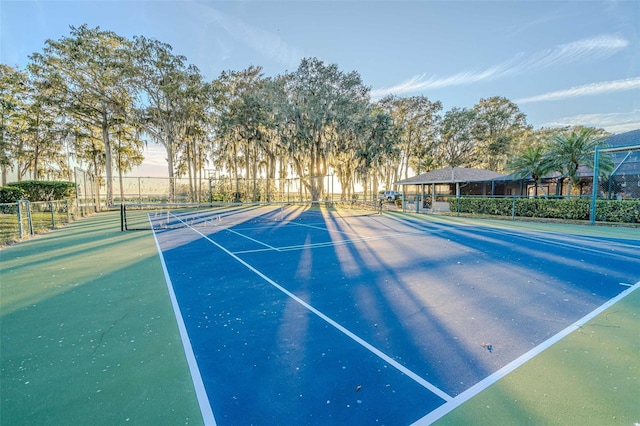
[
  {"x1": 412, "y1": 280, "x2": 640, "y2": 425},
  {"x1": 225, "y1": 227, "x2": 279, "y2": 251},
  {"x1": 274, "y1": 230, "x2": 441, "y2": 252},
  {"x1": 231, "y1": 228, "x2": 447, "y2": 255},
  {"x1": 151, "y1": 229, "x2": 217, "y2": 426},
  {"x1": 183, "y1": 220, "x2": 453, "y2": 403},
  {"x1": 285, "y1": 219, "x2": 364, "y2": 237}
]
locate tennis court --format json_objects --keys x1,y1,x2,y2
[{"x1": 136, "y1": 203, "x2": 640, "y2": 425}]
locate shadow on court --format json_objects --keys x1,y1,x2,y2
[{"x1": 153, "y1": 210, "x2": 640, "y2": 424}]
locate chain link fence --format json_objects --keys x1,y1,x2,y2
[
  {"x1": 0, "y1": 199, "x2": 78, "y2": 245},
  {"x1": 1, "y1": 168, "x2": 97, "y2": 245},
  {"x1": 104, "y1": 175, "x2": 379, "y2": 204},
  {"x1": 5, "y1": 148, "x2": 636, "y2": 245},
  {"x1": 593, "y1": 144, "x2": 640, "y2": 200},
  {"x1": 590, "y1": 143, "x2": 640, "y2": 223},
  {"x1": 74, "y1": 167, "x2": 97, "y2": 215}
]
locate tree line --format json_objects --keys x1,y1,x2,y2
[{"x1": 0, "y1": 25, "x2": 613, "y2": 204}]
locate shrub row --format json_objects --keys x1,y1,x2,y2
[
  {"x1": 0, "y1": 181, "x2": 75, "y2": 203},
  {"x1": 448, "y1": 197, "x2": 640, "y2": 223},
  {"x1": 0, "y1": 186, "x2": 25, "y2": 203}
]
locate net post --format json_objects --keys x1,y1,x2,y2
[{"x1": 120, "y1": 203, "x2": 125, "y2": 231}]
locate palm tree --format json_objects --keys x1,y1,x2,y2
[
  {"x1": 507, "y1": 145, "x2": 553, "y2": 197},
  {"x1": 546, "y1": 127, "x2": 613, "y2": 197}
]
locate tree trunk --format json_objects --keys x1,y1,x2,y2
[
  {"x1": 266, "y1": 151, "x2": 276, "y2": 202},
  {"x1": 166, "y1": 141, "x2": 175, "y2": 203},
  {"x1": 118, "y1": 166, "x2": 124, "y2": 205},
  {"x1": 33, "y1": 144, "x2": 40, "y2": 181},
  {"x1": 194, "y1": 143, "x2": 202, "y2": 203},
  {"x1": 0, "y1": 116, "x2": 5, "y2": 185},
  {"x1": 102, "y1": 111, "x2": 113, "y2": 207},
  {"x1": 92, "y1": 156, "x2": 101, "y2": 213},
  {"x1": 186, "y1": 142, "x2": 194, "y2": 202},
  {"x1": 117, "y1": 142, "x2": 124, "y2": 204},
  {"x1": 251, "y1": 143, "x2": 258, "y2": 201},
  {"x1": 245, "y1": 141, "x2": 251, "y2": 200},
  {"x1": 232, "y1": 143, "x2": 239, "y2": 195},
  {"x1": 373, "y1": 172, "x2": 379, "y2": 199}
]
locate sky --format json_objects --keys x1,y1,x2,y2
[{"x1": 2, "y1": 0, "x2": 639, "y2": 177}]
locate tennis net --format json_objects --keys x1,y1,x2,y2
[{"x1": 120, "y1": 200, "x2": 381, "y2": 231}]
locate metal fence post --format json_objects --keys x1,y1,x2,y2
[
  {"x1": 590, "y1": 146, "x2": 600, "y2": 225},
  {"x1": 16, "y1": 200, "x2": 23, "y2": 239},
  {"x1": 50, "y1": 201, "x2": 55, "y2": 228},
  {"x1": 26, "y1": 200, "x2": 34, "y2": 235}
]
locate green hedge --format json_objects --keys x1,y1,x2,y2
[
  {"x1": 5, "y1": 181, "x2": 75, "y2": 202},
  {"x1": 448, "y1": 197, "x2": 640, "y2": 223},
  {"x1": 0, "y1": 186, "x2": 26, "y2": 203}
]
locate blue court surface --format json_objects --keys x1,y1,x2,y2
[{"x1": 149, "y1": 205, "x2": 640, "y2": 425}]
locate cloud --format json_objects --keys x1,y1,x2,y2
[
  {"x1": 371, "y1": 63, "x2": 514, "y2": 97},
  {"x1": 518, "y1": 34, "x2": 629, "y2": 71},
  {"x1": 371, "y1": 34, "x2": 629, "y2": 97},
  {"x1": 516, "y1": 77, "x2": 640, "y2": 103},
  {"x1": 194, "y1": 4, "x2": 305, "y2": 70},
  {"x1": 541, "y1": 109, "x2": 640, "y2": 134}
]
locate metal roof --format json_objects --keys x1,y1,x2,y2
[
  {"x1": 603, "y1": 129, "x2": 640, "y2": 148},
  {"x1": 394, "y1": 167, "x2": 505, "y2": 185},
  {"x1": 394, "y1": 130, "x2": 640, "y2": 187}
]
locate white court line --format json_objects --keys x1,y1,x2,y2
[
  {"x1": 425, "y1": 220, "x2": 640, "y2": 261},
  {"x1": 231, "y1": 227, "x2": 447, "y2": 255},
  {"x1": 224, "y1": 227, "x2": 279, "y2": 251},
  {"x1": 486, "y1": 229, "x2": 639, "y2": 260},
  {"x1": 389, "y1": 212, "x2": 640, "y2": 259},
  {"x1": 412, "y1": 280, "x2": 640, "y2": 425},
  {"x1": 275, "y1": 230, "x2": 440, "y2": 252},
  {"x1": 231, "y1": 230, "x2": 440, "y2": 254},
  {"x1": 182, "y1": 221, "x2": 453, "y2": 403},
  {"x1": 230, "y1": 232, "x2": 402, "y2": 254},
  {"x1": 284, "y1": 219, "x2": 364, "y2": 237},
  {"x1": 151, "y1": 228, "x2": 217, "y2": 426}
]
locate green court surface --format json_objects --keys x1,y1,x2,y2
[
  {"x1": 433, "y1": 287, "x2": 640, "y2": 425},
  {"x1": 1, "y1": 210, "x2": 638, "y2": 425},
  {"x1": 0, "y1": 212, "x2": 202, "y2": 425}
]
